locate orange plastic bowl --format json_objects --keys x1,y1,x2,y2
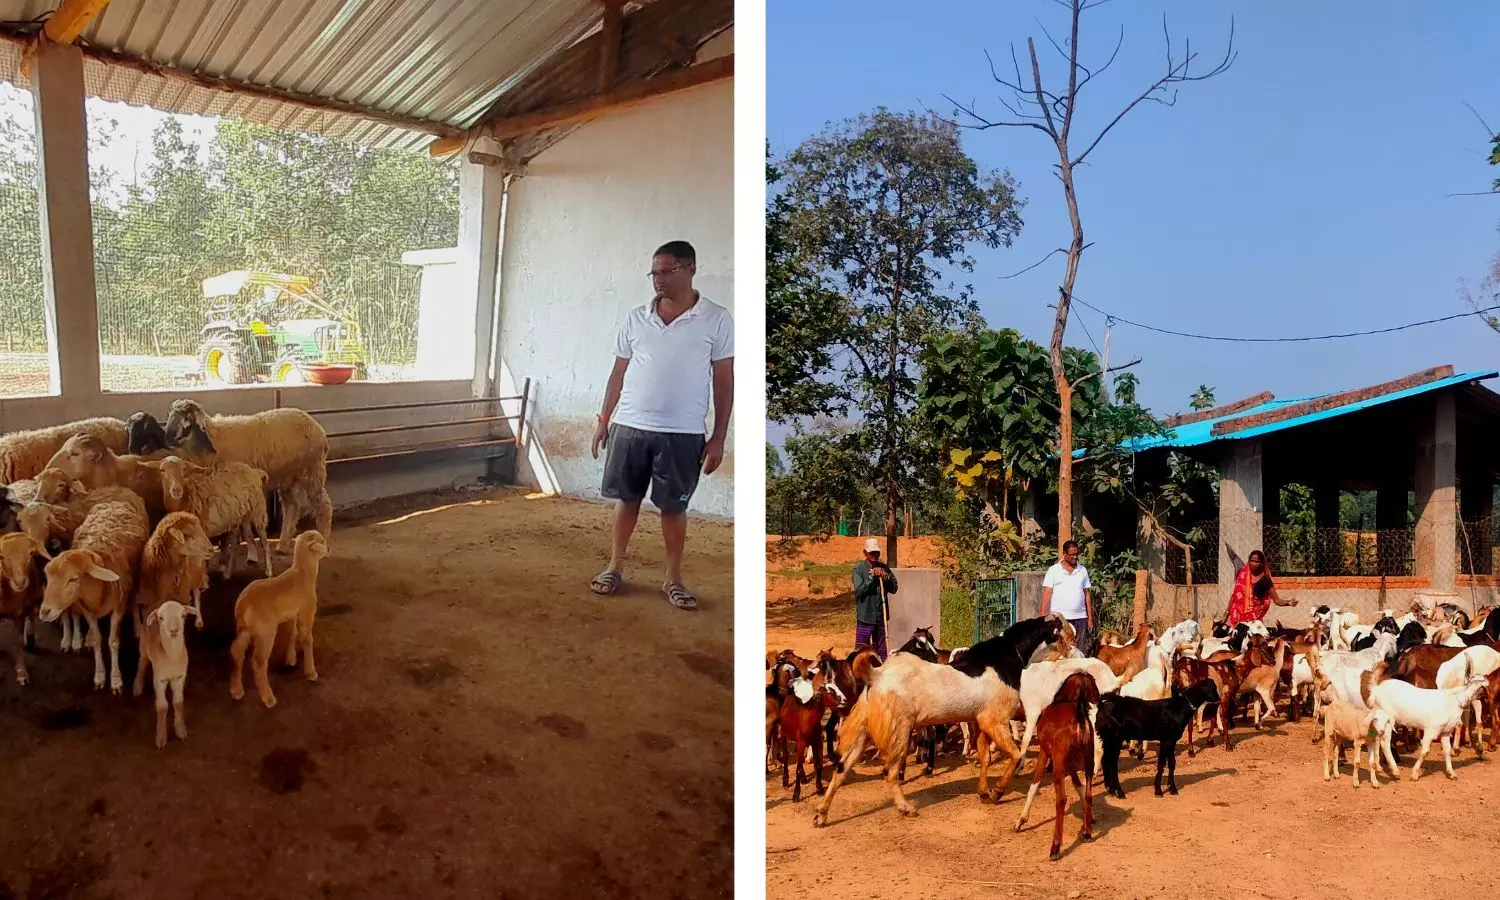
[{"x1": 299, "y1": 363, "x2": 356, "y2": 385}]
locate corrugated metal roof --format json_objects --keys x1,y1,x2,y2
[
  {"x1": 0, "y1": 0, "x2": 606, "y2": 151},
  {"x1": 1076, "y1": 369, "x2": 1500, "y2": 458}
]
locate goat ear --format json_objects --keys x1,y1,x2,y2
[{"x1": 87, "y1": 565, "x2": 120, "y2": 583}]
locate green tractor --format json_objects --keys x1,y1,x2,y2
[{"x1": 196, "y1": 270, "x2": 370, "y2": 386}]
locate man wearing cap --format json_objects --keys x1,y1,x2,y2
[{"x1": 852, "y1": 539, "x2": 898, "y2": 659}]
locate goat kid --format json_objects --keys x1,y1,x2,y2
[{"x1": 1013, "y1": 672, "x2": 1100, "y2": 861}]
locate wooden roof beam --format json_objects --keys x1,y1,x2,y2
[
  {"x1": 20, "y1": 0, "x2": 112, "y2": 77},
  {"x1": 1210, "y1": 365, "x2": 1455, "y2": 438},
  {"x1": 1162, "y1": 391, "x2": 1276, "y2": 429}
]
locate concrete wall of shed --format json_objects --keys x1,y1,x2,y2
[
  {"x1": 1218, "y1": 439, "x2": 1263, "y2": 601},
  {"x1": 493, "y1": 29, "x2": 735, "y2": 518}
]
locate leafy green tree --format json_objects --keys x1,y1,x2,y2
[
  {"x1": 777, "y1": 109, "x2": 1024, "y2": 565},
  {"x1": 768, "y1": 423, "x2": 871, "y2": 538},
  {"x1": 1190, "y1": 385, "x2": 1216, "y2": 411}
]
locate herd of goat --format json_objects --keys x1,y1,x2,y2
[
  {"x1": 0, "y1": 402, "x2": 335, "y2": 748},
  {"x1": 767, "y1": 598, "x2": 1500, "y2": 859}
]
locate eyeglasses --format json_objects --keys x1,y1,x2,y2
[{"x1": 648, "y1": 264, "x2": 685, "y2": 279}]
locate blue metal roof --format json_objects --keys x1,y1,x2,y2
[{"x1": 1075, "y1": 369, "x2": 1500, "y2": 458}]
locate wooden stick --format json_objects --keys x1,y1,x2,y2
[
  {"x1": 923, "y1": 874, "x2": 1038, "y2": 887},
  {"x1": 0, "y1": 25, "x2": 463, "y2": 140},
  {"x1": 490, "y1": 54, "x2": 733, "y2": 140},
  {"x1": 599, "y1": 0, "x2": 624, "y2": 93}
]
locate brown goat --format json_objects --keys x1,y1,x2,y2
[
  {"x1": 1173, "y1": 652, "x2": 1243, "y2": 753},
  {"x1": 1095, "y1": 621, "x2": 1152, "y2": 682},
  {"x1": 1012, "y1": 671, "x2": 1100, "y2": 861},
  {"x1": 780, "y1": 669, "x2": 843, "y2": 802}
]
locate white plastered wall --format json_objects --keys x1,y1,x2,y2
[{"x1": 494, "y1": 29, "x2": 734, "y2": 519}]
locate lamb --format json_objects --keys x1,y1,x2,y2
[
  {"x1": 43, "y1": 434, "x2": 165, "y2": 514},
  {"x1": 812, "y1": 615, "x2": 1068, "y2": 826},
  {"x1": 132, "y1": 600, "x2": 199, "y2": 748},
  {"x1": 136, "y1": 513, "x2": 217, "y2": 629},
  {"x1": 0, "y1": 531, "x2": 46, "y2": 685},
  {"x1": 229, "y1": 530, "x2": 329, "y2": 708},
  {"x1": 144, "y1": 456, "x2": 271, "y2": 578},
  {"x1": 164, "y1": 400, "x2": 331, "y2": 547},
  {"x1": 1097, "y1": 678, "x2": 1221, "y2": 799},
  {"x1": 0, "y1": 417, "x2": 127, "y2": 483},
  {"x1": 1013, "y1": 672, "x2": 1100, "y2": 861},
  {"x1": 1314, "y1": 675, "x2": 1392, "y2": 787},
  {"x1": 1368, "y1": 657, "x2": 1489, "y2": 780},
  {"x1": 36, "y1": 492, "x2": 150, "y2": 693}
]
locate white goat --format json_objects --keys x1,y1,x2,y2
[
  {"x1": 133, "y1": 600, "x2": 198, "y2": 748},
  {"x1": 1370, "y1": 659, "x2": 1490, "y2": 780},
  {"x1": 1015, "y1": 658, "x2": 1118, "y2": 775}
]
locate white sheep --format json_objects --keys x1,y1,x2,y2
[
  {"x1": 163, "y1": 400, "x2": 331, "y2": 548},
  {"x1": 144, "y1": 456, "x2": 271, "y2": 578},
  {"x1": 133, "y1": 600, "x2": 198, "y2": 748},
  {"x1": 0, "y1": 417, "x2": 127, "y2": 483},
  {"x1": 36, "y1": 492, "x2": 150, "y2": 693},
  {"x1": 1369, "y1": 659, "x2": 1490, "y2": 780}
]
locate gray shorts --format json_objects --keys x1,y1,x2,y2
[{"x1": 600, "y1": 424, "x2": 705, "y2": 514}]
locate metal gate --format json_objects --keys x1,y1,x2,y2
[{"x1": 972, "y1": 577, "x2": 1017, "y2": 644}]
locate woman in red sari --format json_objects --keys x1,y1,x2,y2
[{"x1": 1225, "y1": 550, "x2": 1297, "y2": 627}]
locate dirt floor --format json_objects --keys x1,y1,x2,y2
[
  {"x1": 0, "y1": 487, "x2": 733, "y2": 899},
  {"x1": 766, "y1": 600, "x2": 1500, "y2": 900},
  {"x1": 766, "y1": 535, "x2": 947, "y2": 605}
]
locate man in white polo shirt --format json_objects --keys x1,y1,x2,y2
[
  {"x1": 588, "y1": 240, "x2": 733, "y2": 610},
  {"x1": 1040, "y1": 539, "x2": 1094, "y2": 654}
]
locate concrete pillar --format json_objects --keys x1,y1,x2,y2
[
  {"x1": 30, "y1": 41, "x2": 100, "y2": 398},
  {"x1": 1219, "y1": 440, "x2": 1263, "y2": 600},
  {"x1": 1414, "y1": 394, "x2": 1457, "y2": 593},
  {"x1": 1314, "y1": 479, "x2": 1343, "y2": 575},
  {"x1": 1460, "y1": 473, "x2": 1494, "y2": 575},
  {"x1": 458, "y1": 157, "x2": 506, "y2": 398}
]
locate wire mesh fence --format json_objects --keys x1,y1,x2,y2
[
  {"x1": 1163, "y1": 519, "x2": 1219, "y2": 585},
  {"x1": 972, "y1": 577, "x2": 1016, "y2": 643},
  {"x1": 1458, "y1": 517, "x2": 1500, "y2": 576},
  {"x1": 1262, "y1": 523, "x2": 1414, "y2": 576},
  {"x1": 0, "y1": 83, "x2": 52, "y2": 398},
  {"x1": 0, "y1": 81, "x2": 461, "y2": 395}
]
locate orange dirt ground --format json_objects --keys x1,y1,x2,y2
[
  {"x1": 765, "y1": 535, "x2": 949, "y2": 605},
  {"x1": 765, "y1": 600, "x2": 1500, "y2": 900},
  {"x1": 0, "y1": 487, "x2": 732, "y2": 899}
]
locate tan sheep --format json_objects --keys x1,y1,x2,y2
[
  {"x1": 136, "y1": 512, "x2": 216, "y2": 630},
  {"x1": 229, "y1": 530, "x2": 328, "y2": 708},
  {"x1": 4, "y1": 513, "x2": 83, "y2": 653},
  {"x1": 43, "y1": 435, "x2": 165, "y2": 515},
  {"x1": 0, "y1": 417, "x2": 128, "y2": 484},
  {"x1": 4, "y1": 467, "x2": 77, "y2": 505},
  {"x1": 142, "y1": 456, "x2": 270, "y2": 578},
  {"x1": 133, "y1": 600, "x2": 198, "y2": 748},
  {"x1": 164, "y1": 400, "x2": 331, "y2": 548},
  {"x1": 0, "y1": 531, "x2": 47, "y2": 685},
  {"x1": 36, "y1": 491, "x2": 150, "y2": 694}
]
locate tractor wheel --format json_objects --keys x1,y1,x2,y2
[
  {"x1": 273, "y1": 352, "x2": 305, "y2": 384},
  {"x1": 199, "y1": 338, "x2": 251, "y2": 386}
]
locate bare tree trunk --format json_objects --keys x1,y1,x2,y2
[{"x1": 950, "y1": 0, "x2": 1234, "y2": 557}]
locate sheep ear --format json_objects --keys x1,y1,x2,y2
[
  {"x1": 139, "y1": 460, "x2": 161, "y2": 470},
  {"x1": 31, "y1": 535, "x2": 52, "y2": 560},
  {"x1": 145, "y1": 608, "x2": 160, "y2": 627},
  {"x1": 87, "y1": 565, "x2": 120, "y2": 583}
]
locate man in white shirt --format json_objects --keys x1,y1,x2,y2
[
  {"x1": 1040, "y1": 540, "x2": 1094, "y2": 653},
  {"x1": 588, "y1": 241, "x2": 734, "y2": 610}
]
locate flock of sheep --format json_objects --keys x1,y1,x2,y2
[
  {"x1": 769, "y1": 597, "x2": 1500, "y2": 859},
  {"x1": 0, "y1": 400, "x2": 335, "y2": 747}
]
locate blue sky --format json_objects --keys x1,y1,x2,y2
[{"x1": 767, "y1": 0, "x2": 1500, "y2": 424}]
